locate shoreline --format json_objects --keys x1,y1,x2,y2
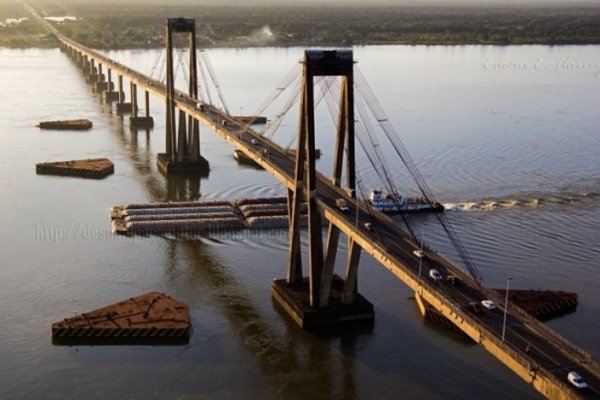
[{"x1": 3, "y1": 3, "x2": 600, "y2": 49}]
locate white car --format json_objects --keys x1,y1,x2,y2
[
  {"x1": 413, "y1": 249, "x2": 424, "y2": 258},
  {"x1": 429, "y1": 268, "x2": 442, "y2": 282},
  {"x1": 481, "y1": 300, "x2": 496, "y2": 310},
  {"x1": 567, "y1": 371, "x2": 587, "y2": 389}
]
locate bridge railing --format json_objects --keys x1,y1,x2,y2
[
  {"x1": 510, "y1": 302, "x2": 599, "y2": 372},
  {"x1": 389, "y1": 239, "x2": 593, "y2": 395},
  {"x1": 482, "y1": 318, "x2": 582, "y2": 399}
]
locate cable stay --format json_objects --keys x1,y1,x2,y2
[
  {"x1": 199, "y1": 50, "x2": 230, "y2": 114},
  {"x1": 353, "y1": 67, "x2": 486, "y2": 288},
  {"x1": 196, "y1": 51, "x2": 214, "y2": 105},
  {"x1": 253, "y1": 63, "x2": 303, "y2": 141},
  {"x1": 309, "y1": 66, "x2": 486, "y2": 288},
  {"x1": 149, "y1": 50, "x2": 165, "y2": 83},
  {"x1": 177, "y1": 49, "x2": 190, "y2": 91}
]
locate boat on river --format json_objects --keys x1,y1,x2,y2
[{"x1": 368, "y1": 190, "x2": 444, "y2": 213}]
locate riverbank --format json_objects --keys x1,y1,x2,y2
[{"x1": 3, "y1": 3, "x2": 600, "y2": 48}]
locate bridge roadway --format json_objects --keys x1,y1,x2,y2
[{"x1": 59, "y1": 36, "x2": 600, "y2": 399}]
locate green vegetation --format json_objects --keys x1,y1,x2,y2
[{"x1": 3, "y1": 1, "x2": 600, "y2": 48}]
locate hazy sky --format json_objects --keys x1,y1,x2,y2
[
  {"x1": 177, "y1": 0, "x2": 600, "y2": 4},
  {"x1": 28, "y1": 0, "x2": 600, "y2": 5}
]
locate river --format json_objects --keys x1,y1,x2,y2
[{"x1": 0, "y1": 45, "x2": 599, "y2": 399}]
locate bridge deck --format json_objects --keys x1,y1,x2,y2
[{"x1": 57, "y1": 36, "x2": 600, "y2": 399}]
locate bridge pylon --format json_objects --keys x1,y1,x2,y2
[
  {"x1": 157, "y1": 17, "x2": 209, "y2": 175},
  {"x1": 273, "y1": 50, "x2": 374, "y2": 329}
]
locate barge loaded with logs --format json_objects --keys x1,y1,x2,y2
[
  {"x1": 111, "y1": 197, "x2": 309, "y2": 235},
  {"x1": 36, "y1": 158, "x2": 114, "y2": 179},
  {"x1": 37, "y1": 118, "x2": 93, "y2": 130},
  {"x1": 52, "y1": 292, "x2": 190, "y2": 345}
]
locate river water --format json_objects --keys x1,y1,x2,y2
[{"x1": 0, "y1": 45, "x2": 599, "y2": 399}]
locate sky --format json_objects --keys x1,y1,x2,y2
[{"x1": 20, "y1": 0, "x2": 600, "y2": 5}]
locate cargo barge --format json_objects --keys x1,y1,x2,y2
[
  {"x1": 37, "y1": 119, "x2": 93, "y2": 130},
  {"x1": 111, "y1": 197, "x2": 309, "y2": 235}
]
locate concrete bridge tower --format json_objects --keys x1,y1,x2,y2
[
  {"x1": 273, "y1": 50, "x2": 374, "y2": 328},
  {"x1": 157, "y1": 17, "x2": 209, "y2": 175}
]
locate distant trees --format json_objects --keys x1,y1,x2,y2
[{"x1": 3, "y1": 2, "x2": 600, "y2": 49}]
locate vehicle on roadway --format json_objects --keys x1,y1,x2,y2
[
  {"x1": 413, "y1": 249, "x2": 424, "y2": 258},
  {"x1": 251, "y1": 138, "x2": 258, "y2": 145},
  {"x1": 467, "y1": 301, "x2": 483, "y2": 314},
  {"x1": 481, "y1": 300, "x2": 496, "y2": 310},
  {"x1": 429, "y1": 268, "x2": 443, "y2": 282},
  {"x1": 567, "y1": 371, "x2": 588, "y2": 389},
  {"x1": 364, "y1": 222, "x2": 373, "y2": 232},
  {"x1": 335, "y1": 198, "x2": 349, "y2": 212}
]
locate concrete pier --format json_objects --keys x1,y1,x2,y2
[
  {"x1": 272, "y1": 275, "x2": 374, "y2": 330},
  {"x1": 130, "y1": 116, "x2": 154, "y2": 128},
  {"x1": 104, "y1": 91, "x2": 124, "y2": 102},
  {"x1": 96, "y1": 81, "x2": 114, "y2": 92},
  {"x1": 156, "y1": 153, "x2": 209, "y2": 175},
  {"x1": 116, "y1": 102, "x2": 135, "y2": 114},
  {"x1": 129, "y1": 86, "x2": 154, "y2": 127}
]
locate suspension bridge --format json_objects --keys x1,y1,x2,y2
[{"x1": 28, "y1": 8, "x2": 600, "y2": 399}]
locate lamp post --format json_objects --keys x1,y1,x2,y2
[{"x1": 502, "y1": 276, "x2": 512, "y2": 342}]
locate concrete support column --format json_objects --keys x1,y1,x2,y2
[
  {"x1": 130, "y1": 89, "x2": 154, "y2": 128},
  {"x1": 130, "y1": 82, "x2": 138, "y2": 117},
  {"x1": 176, "y1": 110, "x2": 187, "y2": 162},
  {"x1": 118, "y1": 75, "x2": 124, "y2": 103},
  {"x1": 320, "y1": 223, "x2": 340, "y2": 307},
  {"x1": 103, "y1": 69, "x2": 121, "y2": 102},
  {"x1": 145, "y1": 91, "x2": 150, "y2": 118},
  {"x1": 115, "y1": 75, "x2": 133, "y2": 114},
  {"x1": 98, "y1": 63, "x2": 104, "y2": 81},
  {"x1": 341, "y1": 239, "x2": 361, "y2": 304}
]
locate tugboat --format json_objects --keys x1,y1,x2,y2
[{"x1": 368, "y1": 190, "x2": 444, "y2": 213}]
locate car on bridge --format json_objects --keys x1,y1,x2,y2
[
  {"x1": 467, "y1": 301, "x2": 483, "y2": 314},
  {"x1": 364, "y1": 222, "x2": 374, "y2": 232},
  {"x1": 481, "y1": 300, "x2": 496, "y2": 310},
  {"x1": 335, "y1": 198, "x2": 349, "y2": 212},
  {"x1": 429, "y1": 268, "x2": 443, "y2": 282},
  {"x1": 567, "y1": 371, "x2": 587, "y2": 389}
]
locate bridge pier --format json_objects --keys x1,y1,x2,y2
[
  {"x1": 114, "y1": 75, "x2": 135, "y2": 114},
  {"x1": 86, "y1": 59, "x2": 98, "y2": 83},
  {"x1": 103, "y1": 69, "x2": 122, "y2": 101},
  {"x1": 96, "y1": 81, "x2": 114, "y2": 92},
  {"x1": 92, "y1": 64, "x2": 106, "y2": 91},
  {"x1": 157, "y1": 17, "x2": 209, "y2": 175},
  {"x1": 272, "y1": 275, "x2": 373, "y2": 330},
  {"x1": 82, "y1": 57, "x2": 90, "y2": 72},
  {"x1": 273, "y1": 50, "x2": 373, "y2": 329},
  {"x1": 129, "y1": 83, "x2": 154, "y2": 128}
]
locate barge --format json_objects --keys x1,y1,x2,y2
[
  {"x1": 368, "y1": 190, "x2": 444, "y2": 213},
  {"x1": 37, "y1": 119, "x2": 93, "y2": 130}
]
